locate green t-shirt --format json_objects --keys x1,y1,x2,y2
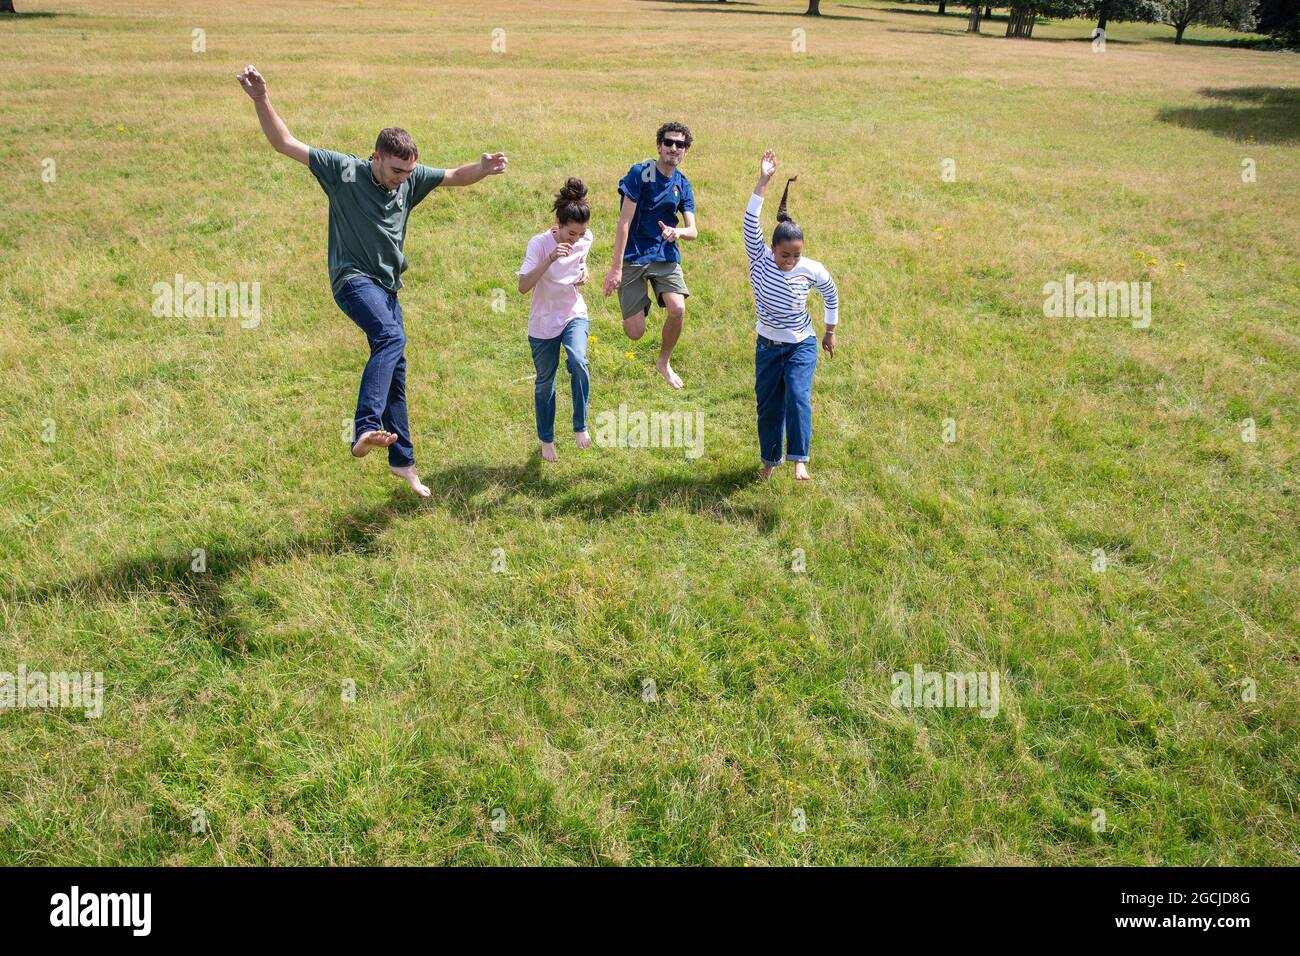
[{"x1": 308, "y1": 147, "x2": 445, "y2": 298}]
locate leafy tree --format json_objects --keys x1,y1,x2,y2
[
  {"x1": 1256, "y1": 0, "x2": 1300, "y2": 44},
  {"x1": 1003, "y1": 0, "x2": 1088, "y2": 37},
  {"x1": 1088, "y1": 0, "x2": 1162, "y2": 31},
  {"x1": 1158, "y1": 0, "x2": 1256, "y2": 43}
]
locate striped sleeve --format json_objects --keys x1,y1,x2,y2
[
  {"x1": 744, "y1": 193, "x2": 768, "y2": 265},
  {"x1": 812, "y1": 263, "x2": 839, "y2": 327}
]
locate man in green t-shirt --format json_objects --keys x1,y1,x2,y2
[{"x1": 237, "y1": 65, "x2": 508, "y2": 497}]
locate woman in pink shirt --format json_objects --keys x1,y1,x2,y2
[{"x1": 517, "y1": 179, "x2": 595, "y2": 462}]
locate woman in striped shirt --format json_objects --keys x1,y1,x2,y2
[{"x1": 745, "y1": 149, "x2": 840, "y2": 480}]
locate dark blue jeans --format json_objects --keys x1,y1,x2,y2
[
  {"x1": 755, "y1": 334, "x2": 818, "y2": 466},
  {"x1": 528, "y1": 318, "x2": 589, "y2": 443},
  {"x1": 333, "y1": 276, "x2": 413, "y2": 468}
]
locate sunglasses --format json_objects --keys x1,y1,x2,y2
[{"x1": 660, "y1": 139, "x2": 688, "y2": 150}]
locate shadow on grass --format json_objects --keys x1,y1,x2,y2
[
  {"x1": 1, "y1": 490, "x2": 424, "y2": 657},
  {"x1": 1148, "y1": 34, "x2": 1278, "y2": 49},
  {"x1": 885, "y1": 26, "x2": 985, "y2": 37},
  {"x1": 879, "y1": 6, "x2": 980, "y2": 15},
  {"x1": 1157, "y1": 86, "x2": 1300, "y2": 144},
  {"x1": 0, "y1": 11, "x2": 75, "y2": 17},
  {"x1": 3, "y1": 462, "x2": 776, "y2": 653},
  {"x1": 884, "y1": 17, "x2": 1140, "y2": 44},
  {"x1": 422, "y1": 457, "x2": 778, "y2": 532},
  {"x1": 634, "y1": 0, "x2": 878, "y2": 21}
]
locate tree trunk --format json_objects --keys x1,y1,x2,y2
[
  {"x1": 968, "y1": 5, "x2": 982, "y2": 31},
  {"x1": 806, "y1": 0, "x2": 821, "y2": 14},
  {"x1": 1097, "y1": 13, "x2": 1108, "y2": 31},
  {"x1": 1175, "y1": 20, "x2": 1187, "y2": 43},
  {"x1": 0, "y1": 0, "x2": 16, "y2": 13},
  {"x1": 938, "y1": 0, "x2": 946, "y2": 14},
  {"x1": 1006, "y1": 6, "x2": 1036, "y2": 36},
  {"x1": 984, "y1": 6, "x2": 992, "y2": 16}
]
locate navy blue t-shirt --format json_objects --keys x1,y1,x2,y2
[{"x1": 617, "y1": 160, "x2": 695, "y2": 265}]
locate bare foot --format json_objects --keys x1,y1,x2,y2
[
  {"x1": 655, "y1": 357, "x2": 684, "y2": 390},
  {"x1": 760, "y1": 464, "x2": 775, "y2": 480},
  {"x1": 575, "y1": 431, "x2": 591, "y2": 450},
  {"x1": 793, "y1": 462, "x2": 811, "y2": 481},
  {"x1": 540, "y1": 441, "x2": 558, "y2": 462},
  {"x1": 390, "y1": 465, "x2": 430, "y2": 497},
  {"x1": 352, "y1": 429, "x2": 397, "y2": 458}
]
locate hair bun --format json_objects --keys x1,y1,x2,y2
[{"x1": 559, "y1": 177, "x2": 588, "y2": 202}]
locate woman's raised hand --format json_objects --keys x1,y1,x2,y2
[{"x1": 760, "y1": 149, "x2": 778, "y2": 181}]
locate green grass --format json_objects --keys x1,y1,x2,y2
[{"x1": 0, "y1": 0, "x2": 1297, "y2": 865}]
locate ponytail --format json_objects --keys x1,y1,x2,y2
[{"x1": 772, "y1": 176, "x2": 803, "y2": 246}]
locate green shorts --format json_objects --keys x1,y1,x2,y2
[{"x1": 618, "y1": 261, "x2": 690, "y2": 320}]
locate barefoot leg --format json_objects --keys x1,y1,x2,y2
[
  {"x1": 352, "y1": 429, "x2": 398, "y2": 458},
  {"x1": 390, "y1": 464, "x2": 430, "y2": 497}
]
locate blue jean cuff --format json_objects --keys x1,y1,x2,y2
[{"x1": 785, "y1": 455, "x2": 810, "y2": 463}]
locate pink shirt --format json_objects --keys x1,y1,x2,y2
[{"x1": 518, "y1": 227, "x2": 593, "y2": 339}]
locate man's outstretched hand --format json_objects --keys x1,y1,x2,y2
[
  {"x1": 480, "y1": 152, "x2": 508, "y2": 176},
  {"x1": 236, "y1": 65, "x2": 268, "y2": 100}
]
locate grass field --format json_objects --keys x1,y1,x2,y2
[{"x1": 1, "y1": 0, "x2": 1297, "y2": 865}]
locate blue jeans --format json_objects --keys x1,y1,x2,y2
[
  {"x1": 755, "y1": 334, "x2": 818, "y2": 466},
  {"x1": 333, "y1": 276, "x2": 414, "y2": 468},
  {"x1": 528, "y1": 318, "x2": 589, "y2": 443}
]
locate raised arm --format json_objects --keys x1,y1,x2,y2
[
  {"x1": 441, "y1": 153, "x2": 509, "y2": 188},
  {"x1": 235, "y1": 66, "x2": 309, "y2": 166},
  {"x1": 745, "y1": 148, "x2": 778, "y2": 264}
]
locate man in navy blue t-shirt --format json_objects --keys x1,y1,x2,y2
[{"x1": 603, "y1": 123, "x2": 698, "y2": 389}]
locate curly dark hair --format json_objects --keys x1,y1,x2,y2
[{"x1": 655, "y1": 122, "x2": 693, "y2": 149}]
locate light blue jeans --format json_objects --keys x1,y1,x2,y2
[{"x1": 528, "y1": 318, "x2": 589, "y2": 443}]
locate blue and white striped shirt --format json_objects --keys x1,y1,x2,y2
[{"x1": 744, "y1": 193, "x2": 839, "y2": 343}]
